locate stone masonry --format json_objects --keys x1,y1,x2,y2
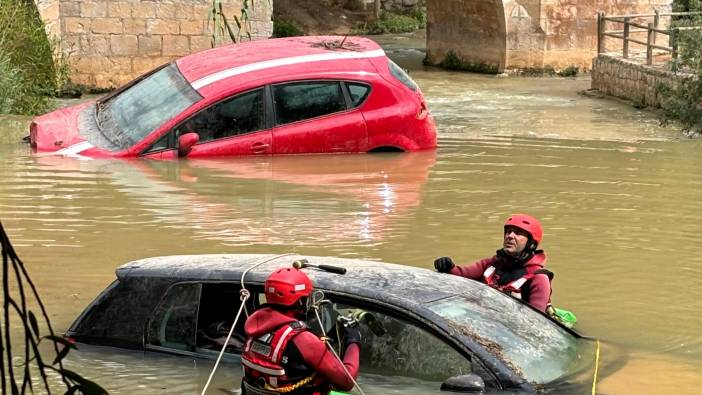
[
  {"x1": 426, "y1": 0, "x2": 672, "y2": 73},
  {"x1": 34, "y1": 0, "x2": 273, "y2": 89},
  {"x1": 591, "y1": 54, "x2": 689, "y2": 108}
]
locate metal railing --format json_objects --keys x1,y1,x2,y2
[{"x1": 597, "y1": 11, "x2": 702, "y2": 65}]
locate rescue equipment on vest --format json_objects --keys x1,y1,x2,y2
[
  {"x1": 482, "y1": 264, "x2": 552, "y2": 300},
  {"x1": 241, "y1": 321, "x2": 317, "y2": 391},
  {"x1": 483, "y1": 264, "x2": 577, "y2": 327}
]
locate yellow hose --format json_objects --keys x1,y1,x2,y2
[{"x1": 591, "y1": 339, "x2": 601, "y2": 395}]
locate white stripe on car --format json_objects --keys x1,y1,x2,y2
[{"x1": 191, "y1": 48, "x2": 387, "y2": 90}]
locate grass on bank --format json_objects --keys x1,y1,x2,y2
[{"x1": 0, "y1": 0, "x2": 70, "y2": 116}]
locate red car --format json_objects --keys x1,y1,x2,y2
[{"x1": 29, "y1": 36, "x2": 437, "y2": 158}]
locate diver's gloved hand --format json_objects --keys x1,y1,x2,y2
[
  {"x1": 342, "y1": 326, "x2": 362, "y2": 349},
  {"x1": 434, "y1": 256, "x2": 455, "y2": 273}
]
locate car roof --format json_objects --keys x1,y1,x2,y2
[
  {"x1": 176, "y1": 36, "x2": 386, "y2": 93},
  {"x1": 116, "y1": 253, "x2": 478, "y2": 307}
]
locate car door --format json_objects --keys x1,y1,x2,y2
[
  {"x1": 271, "y1": 81, "x2": 368, "y2": 154},
  {"x1": 141, "y1": 88, "x2": 271, "y2": 158}
]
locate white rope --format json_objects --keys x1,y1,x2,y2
[
  {"x1": 313, "y1": 308, "x2": 366, "y2": 395},
  {"x1": 200, "y1": 253, "x2": 294, "y2": 395}
]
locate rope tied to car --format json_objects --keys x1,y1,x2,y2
[
  {"x1": 311, "y1": 304, "x2": 366, "y2": 395},
  {"x1": 200, "y1": 253, "x2": 295, "y2": 395}
]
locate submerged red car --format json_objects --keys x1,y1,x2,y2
[{"x1": 28, "y1": 36, "x2": 437, "y2": 158}]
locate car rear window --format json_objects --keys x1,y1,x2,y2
[
  {"x1": 346, "y1": 82, "x2": 371, "y2": 108},
  {"x1": 273, "y1": 81, "x2": 346, "y2": 125},
  {"x1": 388, "y1": 60, "x2": 418, "y2": 91}
]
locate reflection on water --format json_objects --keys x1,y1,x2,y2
[{"x1": 1, "y1": 39, "x2": 702, "y2": 393}]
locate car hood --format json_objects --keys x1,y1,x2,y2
[{"x1": 30, "y1": 102, "x2": 93, "y2": 152}]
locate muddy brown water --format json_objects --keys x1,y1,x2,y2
[{"x1": 1, "y1": 36, "x2": 701, "y2": 394}]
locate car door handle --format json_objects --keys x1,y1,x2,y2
[{"x1": 250, "y1": 142, "x2": 269, "y2": 153}]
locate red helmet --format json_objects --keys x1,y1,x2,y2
[
  {"x1": 504, "y1": 214, "x2": 543, "y2": 244},
  {"x1": 265, "y1": 267, "x2": 313, "y2": 306}
]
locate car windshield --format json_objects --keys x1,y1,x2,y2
[
  {"x1": 427, "y1": 292, "x2": 595, "y2": 384},
  {"x1": 96, "y1": 63, "x2": 201, "y2": 150}
]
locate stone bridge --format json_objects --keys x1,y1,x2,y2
[
  {"x1": 34, "y1": 0, "x2": 672, "y2": 88},
  {"x1": 425, "y1": 0, "x2": 672, "y2": 73}
]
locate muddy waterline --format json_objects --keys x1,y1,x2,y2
[{"x1": 1, "y1": 36, "x2": 701, "y2": 394}]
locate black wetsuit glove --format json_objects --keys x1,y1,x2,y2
[
  {"x1": 434, "y1": 256, "x2": 455, "y2": 273},
  {"x1": 342, "y1": 326, "x2": 362, "y2": 350}
]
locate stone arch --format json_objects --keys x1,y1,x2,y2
[{"x1": 425, "y1": 0, "x2": 507, "y2": 73}]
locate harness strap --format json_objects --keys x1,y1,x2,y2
[{"x1": 264, "y1": 374, "x2": 316, "y2": 393}]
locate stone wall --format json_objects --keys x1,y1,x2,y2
[
  {"x1": 591, "y1": 54, "x2": 688, "y2": 108},
  {"x1": 35, "y1": 0, "x2": 273, "y2": 89}
]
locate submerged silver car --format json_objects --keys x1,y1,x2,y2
[{"x1": 67, "y1": 254, "x2": 612, "y2": 393}]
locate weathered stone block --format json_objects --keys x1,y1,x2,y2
[
  {"x1": 81, "y1": 2, "x2": 107, "y2": 18},
  {"x1": 147, "y1": 19, "x2": 179, "y2": 35},
  {"x1": 61, "y1": 2, "x2": 81, "y2": 17},
  {"x1": 91, "y1": 18, "x2": 123, "y2": 34},
  {"x1": 133, "y1": 2, "x2": 157, "y2": 18},
  {"x1": 190, "y1": 35, "x2": 212, "y2": 52},
  {"x1": 107, "y1": 57, "x2": 133, "y2": 73},
  {"x1": 123, "y1": 18, "x2": 147, "y2": 35},
  {"x1": 64, "y1": 17, "x2": 89, "y2": 34},
  {"x1": 156, "y1": 3, "x2": 177, "y2": 19},
  {"x1": 175, "y1": 4, "x2": 195, "y2": 20},
  {"x1": 108, "y1": 2, "x2": 132, "y2": 18},
  {"x1": 162, "y1": 35, "x2": 190, "y2": 56},
  {"x1": 110, "y1": 35, "x2": 139, "y2": 56},
  {"x1": 180, "y1": 20, "x2": 203, "y2": 35},
  {"x1": 138, "y1": 35, "x2": 162, "y2": 55},
  {"x1": 80, "y1": 34, "x2": 110, "y2": 56},
  {"x1": 133, "y1": 56, "x2": 171, "y2": 74}
]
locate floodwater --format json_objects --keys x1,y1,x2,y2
[{"x1": 1, "y1": 34, "x2": 701, "y2": 394}]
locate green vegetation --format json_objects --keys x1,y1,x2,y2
[
  {"x1": 556, "y1": 65, "x2": 579, "y2": 77},
  {"x1": 436, "y1": 50, "x2": 499, "y2": 74},
  {"x1": 657, "y1": 1, "x2": 702, "y2": 136},
  {"x1": 1, "y1": 222, "x2": 108, "y2": 394},
  {"x1": 273, "y1": 18, "x2": 304, "y2": 37},
  {"x1": 0, "y1": 0, "x2": 70, "y2": 115},
  {"x1": 354, "y1": 9, "x2": 426, "y2": 35}
]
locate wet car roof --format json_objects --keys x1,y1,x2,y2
[
  {"x1": 176, "y1": 36, "x2": 384, "y2": 90},
  {"x1": 116, "y1": 254, "x2": 477, "y2": 306}
]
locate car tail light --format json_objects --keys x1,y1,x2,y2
[
  {"x1": 417, "y1": 100, "x2": 428, "y2": 119},
  {"x1": 29, "y1": 121, "x2": 37, "y2": 147}
]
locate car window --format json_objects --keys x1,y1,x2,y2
[
  {"x1": 195, "y1": 283, "x2": 259, "y2": 354},
  {"x1": 324, "y1": 301, "x2": 473, "y2": 382},
  {"x1": 143, "y1": 131, "x2": 173, "y2": 154},
  {"x1": 388, "y1": 60, "x2": 418, "y2": 91},
  {"x1": 98, "y1": 63, "x2": 202, "y2": 150},
  {"x1": 273, "y1": 81, "x2": 346, "y2": 125},
  {"x1": 174, "y1": 88, "x2": 265, "y2": 144},
  {"x1": 346, "y1": 83, "x2": 371, "y2": 108},
  {"x1": 146, "y1": 283, "x2": 201, "y2": 351}
]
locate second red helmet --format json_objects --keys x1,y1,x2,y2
[
  {"x1": 265, "y1": 267, "x2": 313, "y2": 306},
  {"x1": 504, "y1": 214, "x2": 543, "y2": 244}
]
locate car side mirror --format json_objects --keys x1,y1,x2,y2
[
  {"x1": 178, "y1": 132, "x2": 199, "y2": 157},
  {"x1": 440, "y1": 374, "x2": 485, "y2": 393}
]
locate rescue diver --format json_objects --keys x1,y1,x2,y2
[
  {"x1": 434, "y1": 214, "x2": 553, "y2": 312},
  {"x1": 241, "y1": 267, "x2": 361, "y2": 395}
]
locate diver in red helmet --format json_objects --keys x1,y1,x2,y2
[
  {"x1": 241, "y1": 267, "x2": 360, "y2": 395},
  {"x1": 434, "y1": 214, "x2": 553, "y2": 312}
]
